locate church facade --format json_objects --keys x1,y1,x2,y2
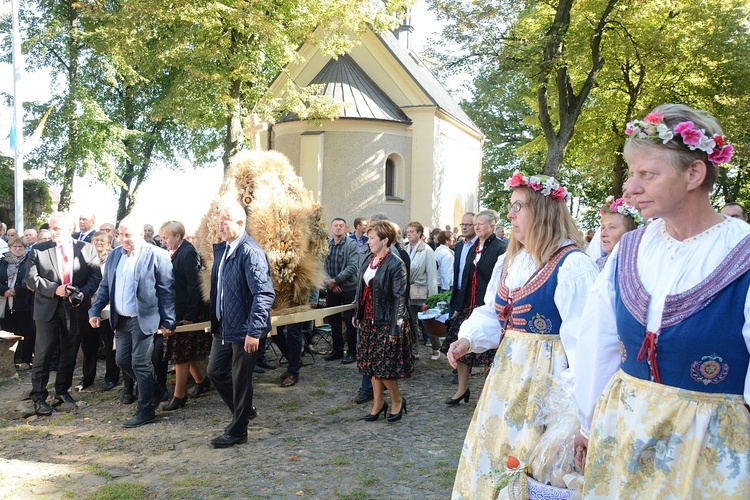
[{"x1": 265, "y1": 25, "x2": 483, "y2": 230}]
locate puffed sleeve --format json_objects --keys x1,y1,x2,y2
[
  {"x1": 574, "y1": 244, "x2": 622, "y2": 436},
  {"x1": 457, "y1": 254, "x2": 506, "y2": 353}
]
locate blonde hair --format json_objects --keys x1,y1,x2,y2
[
  {"x1": 159, "y1": 220, "x2": 186, "y2": 239},
  {"x1": 505, "y1": 186, "x2": 584, "y2": 266},
  {"x1": 624, "y1": 103, "x2": 723, "y2": 191}
]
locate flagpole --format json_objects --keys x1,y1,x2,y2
[{"x1": 11, "y1": 0, "x2": 24, "y2": 232}]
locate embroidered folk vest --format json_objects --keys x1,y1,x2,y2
[{"x1": 615, "y1": 228, "x2": 750, "y2": 394}]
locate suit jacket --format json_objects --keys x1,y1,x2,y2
[
  {"x1": 73, "y1": 230, "x2": 94, "y2": 243},
  {"x1": 89, "y1": 243, "x2": 176, "y2": 335},
  {"x1": 171, "y1": 240, "x2": 206, "y2": 323},
  {"x1": 26, "y1": 240, "x2": 102, "y2": 322},
  {"x1": 453, "y1": 234, "x2": 506, "y2": 310}
]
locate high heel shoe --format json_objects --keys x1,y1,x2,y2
[
  {"x1": 363, "y1": 402, "x2": 388, "y2": 421},
  {"x1": 445, "y1": 388, "x2": 470, "y2": 406},
  {"x1": 189, "y1": 378, "x2": 211, "y2": 399},
  {"x1": 387, "y1": 398, "x2": 407, "y2": 422},
  {"x1": 162, "y1": 394, "x2": 188, "y2": 411}
]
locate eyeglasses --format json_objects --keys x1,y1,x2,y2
[
  {"x1": 459, "y1": 223, "x2": 473, "y2": 227},
  {"x1": 508, "y1": 201, "x2": 526, "y2": 213}
]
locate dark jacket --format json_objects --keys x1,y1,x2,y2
[
  {"x1": 453, "y1": 233, "x2": 506, "y2": 310},
  {"x1": 171, "y1": 240, "x2": 207, "y2": 323},
  {"x1": 0, "y1": 255, "x2": 34, "y2": 313},
  {"x1": 354, "y1": 250, "x2": 408, "y2": 337},
  {"x1": 27, "y1": 240, "x2": 101, "y2": 321},
  {"x1": 209, "y1": 232, "x2": 275, "y2": 343}
]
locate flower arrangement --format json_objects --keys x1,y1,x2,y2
[
  {"x1": 504, "y1": 171, "x2": 572, "y2": 202},
  {"x1": 599, "y1": 196, "x2": 644, "y2": 227},
  {"x1": 625, "y1": 112, "x2": 734, "y2": 166}
]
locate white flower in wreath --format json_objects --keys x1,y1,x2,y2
[{"x1": 656, "y1": 123, "x2": 673, "y2": 143}]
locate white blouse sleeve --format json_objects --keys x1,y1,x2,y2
[
  {"x1": 574, "y1": 244, "x2": 623, "y2": 435},
  {"x1": 457, "y1": 254, "x2": 506, "y2": 353},
  {"x1": 554, "y1": 251, "x2": 599, "y2": 375}
]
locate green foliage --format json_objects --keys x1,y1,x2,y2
[
  {"x1": 0, "y1": 168, "x2": 53, "y2": 228},
  {"x1": 429, "y1": 0, "x2": 750, "y2": 216},
  {"x1": 426, "y1": 290, "x2": 452, "y2": 309}
]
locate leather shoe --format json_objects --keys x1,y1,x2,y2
[
  {"x1": 256, "y1": 358, "x2": 277, "y2": 370},
  {"x1": 103, "y1": 381, "x2": 118, "y2": 392},
  {"x1": 210, "y1": 433, "x2": 248, "y2": 448},
  {"x1": 189, "y1": 378, "x2": 211, "y2": 398},
  {"x1": 253, "y1": 364, "x2": 265, "y2": 374},
  {"x1": 341, "y1": 353, "x2": 356, "y2": 365},
  {"x1": 123, "y1": 412, "x2": 156, "y2": 428},
  {"x1": 279, "y1": 371, "x2": 290, "y2": 381},
  {"x1": 121, "y1": 393, "x2": 136, "y2": 404},
  {"x1": 353, "y1": 391, "x2": 373, "y2": 404},
  {"x1": 281, "y1": 374, "x2": 299, "y2": 387},
  {"x1": 249, "y1": 406, "x2": 258, "y2": 420},
  {"x1": 152, "y1": 384, "x2": 169, "y2": 407},
  {"x1": 34, "y1": 400, "x2": 53, "y2": 416},
  {"x1": 324, "y1": 351, "x2": 343, "y2": 361},
  {"x1": 51, "y1": 393, "x2": 75, "y2": 407}
]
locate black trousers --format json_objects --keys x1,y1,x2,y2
[
  {"x1": 274, "y1": 323, "x2": 303, "y2": 377},
  {"x1": 207, "y1": 333, "x2": 258, "y2": 437},
  {"x1": 326, "y1": 288, "x2": 356, "y2": 354},
  {"x1": 30, "y1": 299, "x2": 83, "y2": 402},
  {"x1": 95, "y1": 320, "x2": 120, "y2": 385}
]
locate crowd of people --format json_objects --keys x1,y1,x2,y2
[{"x1": 1, "y1": 102, "x2": 748, "y2": 493}]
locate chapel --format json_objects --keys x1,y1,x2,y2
[{"x1": 263, "y1": 16, "x2": 484, "y2": 229}]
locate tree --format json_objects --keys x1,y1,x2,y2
[{"x1": 97, "y1": 0, "x2": 414, "y2": 172}]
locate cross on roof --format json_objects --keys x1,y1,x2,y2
[{"x1": 243, "y1": 114, "x2": 268, "y2": 151}]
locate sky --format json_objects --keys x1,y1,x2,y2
[{"x1": 0, "y1": 0, "x2": 455, "y2": 233}]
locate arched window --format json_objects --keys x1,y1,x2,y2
[
  {"x1": 385, "y1": 154, "x2": 404, "y2": 201},
  {"x1": 385, "y1": 159, "x2": 396, "y2": 197}
]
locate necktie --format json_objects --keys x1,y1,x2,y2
[
  {"x1": 216, "y1": 246, "x2": 229, "y2": 321},
  {"x1": 60, "y1": 246, "x2": 71, "y2": 285}
]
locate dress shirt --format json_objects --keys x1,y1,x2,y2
[
  {"x1": 114, "y1": 247, "x2": 140, "y2": 317},
  {"x1": 55, "y1": 239, "x2": 75, "y2": 285},
  {"x1": 216, "y1": 236, "x2": 243, "y2": 321},
  {"x1": 457, "y1": 236, "x2": 478, "y2": 290}
]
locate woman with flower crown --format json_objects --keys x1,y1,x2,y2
[
  {"x1": 595, "y1": 196, "x2": 643, "y2": 270},
  {"x1": 574, "y1": 103, "x2": 749, "y2": 498},
  {"x1": 447, "y1": 172, "x2": 598, "y2": 498}
]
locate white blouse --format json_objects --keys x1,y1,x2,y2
[
  {"x1": 458, "y1": 244, "x2": 598, "y2": 374},
  {"x1": 575, "y1": 217, "x2": 750, "y2": 433}
]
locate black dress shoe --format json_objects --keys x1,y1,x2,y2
[
  {"x1": 387, "y1": 398, "x2": 407, "y2": 422},
  {"x1": 210, "y1": 433, "x2": 248, "y2": 448},
  {"x1": 103, "y1": 381, "x2": 118, "y2": 392},
  {"x1": 324, "y1": 351, "x2": 344, "y2": 361},
  {"x1": 123, "y1": 412, "x2": 156, "y2": 428},
  {"x1": 162, "y1": 394, "x2": 188, "y2": 411},
  {"x1": 353, "y1": 391, "x2": 373, "y2": 404},
  {"x1": 121, "y1": 393, "x2": 136, "y2": 405},
  {"x1": 189, "y1": 378, "x2": 211, "y2": 398},
  {"x1": 256, "y1": 358, "x2": 277, "y2": 370},
  {"x1": 446, "y1": 388, "x2": 471, "y2": 406},
  {"x1": 341, "y1": 353, "x2": 356, "y2": 365},
  {"x1": 34, "y1": 400, "x2": 53, "y2": 416},
  {"x1": 253, "y1": 364, "x2": 265, "y2": 374},
  {"x1": 51, "y1": 393, "x2": 75, "y2": 407}
]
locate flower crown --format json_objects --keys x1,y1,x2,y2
[
  {"x1": 504, "y1": 171, "x2": 571, "y2": 202},
  {"x1": 625, "y1": 112, "x2": 734, "y2": 166},
  {"x1": 599, "y1": 196, "x2": 644, "y2": 227}
]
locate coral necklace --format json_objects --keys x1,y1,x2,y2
[{"x1": 370, "y1": 249, "x2": 391, "y2": 269}]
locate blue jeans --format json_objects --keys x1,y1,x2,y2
[{"x1": 115, "y1": 317, "x2": 157, "y2": 416}]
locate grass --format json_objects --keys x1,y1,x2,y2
[
  {"x1": 359, "y1": 474, "x2": 379, "y2": 486},
  {"x1": 330, "y1": 456, "x2": 347, "y2": 466},
  {"x1": 336, "y1": 492, "x2": 368, "y2": 500},
  {"x1": 325, "y1": 405, "x2": 349, "y2": 415},
  {"x1": 77, "y1": 434, "x2": 107, "y2": 447},
  {"x1": 8, "y1": 424, "x2": 48, "y2": 441},
  {"x1": 313, "y1": 380, "x2": 328, "y2": 388},
  {"x1": 311, "y1": 388, "x2": 328, "y2": 396},
  {"x1": 87, "y1": 483, "x2": 148, "y2": 500},
  {"x1": 85, "y1": 462, "x2": 113, "y2": 479},
  {"x1": 277, "y1": 400, "x2": 302, "y2": 412}
]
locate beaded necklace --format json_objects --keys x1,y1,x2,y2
[{"x1": 369, "y1": 249, "x2": 391, "y2": 269}]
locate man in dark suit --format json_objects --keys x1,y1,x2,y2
[
  {"x1": 26, "y1": 212, "x2": 102, "y2": 416},
  {"x1": 449, "y1": 212, "x2": 477, "y2": 315},
  {"x1": 73, "y1": 212, "x2": 96, "y2": 243},
  {"x1": 89, "y1": 217, "x2": 176, "y2": 427},
  {"x1": 207, "y1": 200, "x2": 275, "y2": 448}
]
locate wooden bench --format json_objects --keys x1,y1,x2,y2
[{"x1": 0, "y1": 332, "x2": 23, "y2": 378}]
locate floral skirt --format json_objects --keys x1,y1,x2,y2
[
  {"x1": 452, "y1": 330, "x2": 568, "y2": 499},
  {"x1": 357, "y1": 316, "x2": 414, "y2": 380},
  {"x1": 582, "y1": 370, "x2": 750, "y2": 499},
  {"x1": 164, "y1": 330, "x2": 212, "y2": 364},
  {"x1": 439, "y1": 306, "x2": 496, "y2": 366}
]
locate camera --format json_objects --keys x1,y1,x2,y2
[{"x1": 66, "y1": 286, "x2": 85, "y2": 307}]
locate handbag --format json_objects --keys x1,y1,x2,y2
[{"x1": 410, "y1": 284, "x2": 429, "y2": 301}]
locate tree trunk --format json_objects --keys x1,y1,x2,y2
[
  {"x1": 58, "y1": 2, "x2": 80, "y2": 211},
  {"x1": 222, "y1": 78, "x2": 243, "y2": 172}
]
